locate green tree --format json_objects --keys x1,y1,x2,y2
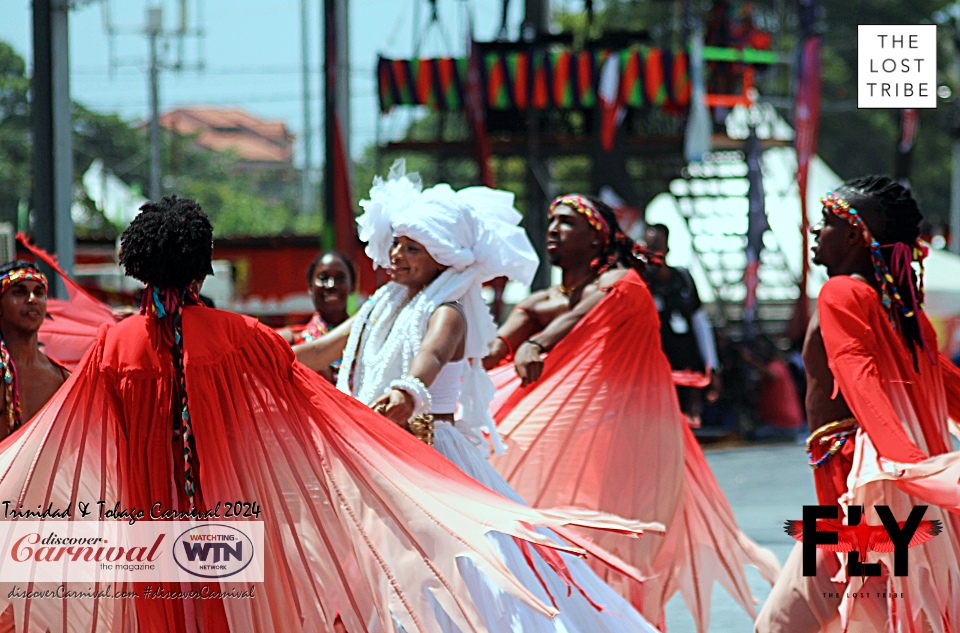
[
  {"x1": 0, "y1": 41, "x2": 31, "y2": 227},
  {"x1": 1, "y1": 39, "x2": 311, "y2": 240},
  {"x1": 815, "y1": 0, "x2": 953, "y2": 225}
]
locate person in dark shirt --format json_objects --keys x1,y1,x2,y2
[{"x1": 644, "y1": 224, "x2": 707, "y2": 419}]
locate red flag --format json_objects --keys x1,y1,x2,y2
[
  {"x1": 598, "y1": 53, "x2": 624, "y2": 153},
  {"x1": 794, "y1": 35, "x2": 821, "y2": 329},
  {"x1": 895, "y1": 108, "x2": 919, "y2": 185},
  {"x1": 465, "y1": 20, "x2": 494, "y2": 187}
]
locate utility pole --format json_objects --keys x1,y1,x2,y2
[
  {"x1": 300, "y1": 0, "x2": 315, "y2": 215},
  {"x1": 523, "y1": 0, "x2": 551, "y2": 290},
  {"x1": 102, "y1": 0, "x2": 205, "y2": 203},
  {"x1": 147, "y1": 6, "x2": 163, "y2": 201},
  {"x1": 31, "y1": 0, "x2": 74, "y2": 294},
  {"x1": 323, "y1": 0, "x2": 351, "y2": 237}
]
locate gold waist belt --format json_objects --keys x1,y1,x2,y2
[{"x1": 806, "y1": 417, "x2": 858, "y2": 469}]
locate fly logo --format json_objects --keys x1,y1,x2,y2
[{"x1": 784, "y1": 505, "x2": 942, "y2": 577}]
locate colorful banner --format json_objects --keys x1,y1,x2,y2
[{"x1": 377, "y1": 48, "x2": 691, "y2": 114}]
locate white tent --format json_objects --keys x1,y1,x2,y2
[
  {"x1": 644, "y1": 145, "x2": 840, "y2": 303},
  {"x1": 643, "y1": 141, "x2": 960, "y2": 353},
  {"x1": 921, "y1": 246, "x2": 960, "y2": 319}
]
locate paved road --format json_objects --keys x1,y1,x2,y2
[{"x1": 663, "y1": 440, "x2": 815, "y2": 632}]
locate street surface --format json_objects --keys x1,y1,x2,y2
[{"x1": 664, "y1": 441, "x2": 814, "y2": 632}]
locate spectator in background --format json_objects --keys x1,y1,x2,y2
[
  {"x1": 740, "y1": 334, "x2": 805, "y2": 439},
  {"x1": 644, "y1": 223, "x2": 715, "y2": 420},
  {"x1": 277, "y1": 250, "x2": 355, "y2": 383},
  {"x1": 278, "y1": 250, "x2": 355, "y2": 345},
  {"x1": 0, "y1": 261, "x2": 70, "y2": 442}
]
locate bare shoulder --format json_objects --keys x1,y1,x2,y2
[
  {"x1": 598, "y1": 268, "x2": 630, "y2": 286},
  {"x1": 583, "y1": 268, "x2": 630, "y2": 296},
  {"x1": 516, "y1": 288, "x2": 552, "y2": 309},
  {"x1": 428, "y1": 303, "x2": 467, "y2": 331},
  {"x1": 42, "y1": 353, "x2": 70, "y2": 381}
]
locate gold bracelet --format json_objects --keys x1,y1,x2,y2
[{"x1": 372, "y1": 404, "x2": 435, "y2": 447}]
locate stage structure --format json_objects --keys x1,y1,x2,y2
[{"x1": 370, "y1": 0, "x2": 800, "y2": 336}]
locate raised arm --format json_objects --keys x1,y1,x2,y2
[
  {"x1": 482, "y1": 290, "x2": 549, "y2": 370},
  {"x1": 371, "y1": 305, "x2": 465, "y2": 426},
  {"x1": 293, "y1": 314, "x2": 356, "y2": 372},
  {"x1": 513, "y1": 268, "x2": 628, "y2": 386},
  {"x1": 817, "y1": 277, "x2": 927, "y2": 464}
]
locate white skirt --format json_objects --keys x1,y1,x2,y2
[{"x1": 423, "y1": 421, "x2": 659, "y2": 633}]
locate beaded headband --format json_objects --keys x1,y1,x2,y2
[
  {"x1": 549, "y1": 194, "x2": 611, "y2": 249},
  {"x1": 820, "y1": 191, "x2": 928, "y2": 329},
  {"x1": 0, "y1": 268, "x2": 48, "y2": 296}
]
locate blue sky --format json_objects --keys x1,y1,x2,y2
[{"x1": 0, "y1": 0, "x2": 539, "y2": 163}]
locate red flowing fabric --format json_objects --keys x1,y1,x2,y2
[
  {"x1": 810, "y1": 276, "x2": 960, "y2": 630},
  {"x1": 490, "y1": 271, "x2": 780, "y2": 632},
  {"x1": 0, "y1": 308, "x2": 653, "y2": 633},
  {"x1": 17, "y1": 233, "x2": 117, "y2": 369}
]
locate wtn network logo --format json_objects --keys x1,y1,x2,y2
[
  {"x1": 784, "y1": 505, "x2": 942, "y2": 577},
  {"x1": 173, "y1": 524, "x2": 255, "y2": 579}
]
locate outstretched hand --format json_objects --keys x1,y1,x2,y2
[
  {"x1": 514, "y1": 341, "x2": 544, "y2": 387},
  {"x1": 371, "y1": 388, "x2": 414, "y2": 427}
]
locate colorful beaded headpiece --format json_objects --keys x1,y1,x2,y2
[
  {"x1": 549, "y1": 194, "x2": 611, "y2": 249},
  {"x1": 0, "y1": 268, "x2": 48, "y2": 296},
  {"x1": 821, "y1": 191, "x2": 931, "y2": 358},
  {"x1": 0, "y1": 266, "x2": 49, "y2": 434},
  {"x1": 141, "y1": 284, "x2": 203, "y2": 507}
]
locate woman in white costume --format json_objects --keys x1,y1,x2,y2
[{"x1": 295, "y1": 161, "x2": 660, "y2": 632}]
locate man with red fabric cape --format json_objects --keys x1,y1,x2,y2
[
  {"x1": 756, "y1": 176, "x2": 960, "y2": 632},
  {"x1": 484, "y1": 194, "x2": 780, "y2": 632},
  {"x1": 0, "y1": 260, "x2": 70, "y2": 442}
]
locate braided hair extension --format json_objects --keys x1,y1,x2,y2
[
  {"x1": 833, "y1": 175, "x2": 928, "y2": 369},
  {"x1": 119, "y1": 196, "x2": 213, "y2": 507},
  {"x1": 581, "y1": 195, "x2": 656, "y2": 276}
]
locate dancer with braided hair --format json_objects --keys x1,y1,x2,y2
[
  {"x1": 756, "y1": 175, "x2": 960, "y2": 632},
  {"x1": 485, "y1": 194, "x2": 780, "y2": 632},
  {"x1": 0, "y1": 260, "x2": 68, "y2": 441},
  {"x1": 0, "y1": 195, "x2": 662, "y2": 633}
]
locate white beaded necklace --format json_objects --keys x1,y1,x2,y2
[{"x1": 337, "y1": 269, "x2": 462, "y2": 404}]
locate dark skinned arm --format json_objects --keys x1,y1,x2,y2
[
  {"x1": 482, "y1": 290, "x2": 548, "y2": 370},
  {"x1": 293, "y1": 314, "x2": 356, "y2": 371},
  {"x1": 371, "y1": 305, "x2": 466, "y2": 426},
  {"x1": 515, "y1": 269, "x2": 629, "y2": 386}
]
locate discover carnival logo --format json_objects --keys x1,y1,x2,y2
[{"x1": 173, "y1": 524, "x2": 255, "y2": 579}]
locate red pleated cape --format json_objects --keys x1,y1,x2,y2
[
  {"x1": 490, "y1": 270, "x2": 780, "y2": 632},
  {"x1": 0, "y1": 308, "x2": 652, "y2": 633},
  {"x1": 815, "y1": 275, "x2": 960, "y2": 630}
]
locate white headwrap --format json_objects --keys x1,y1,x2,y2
[{"x1": 338, "y1": 160, "x2": 538, "y2": 454}]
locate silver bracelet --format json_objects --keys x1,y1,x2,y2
[{"x1": 388, "y1": 376, "x2": 432, "y2": 417}]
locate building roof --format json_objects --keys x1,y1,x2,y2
[{"x1": 159, "y1": 107, "x2": 294, "y2": 164}]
